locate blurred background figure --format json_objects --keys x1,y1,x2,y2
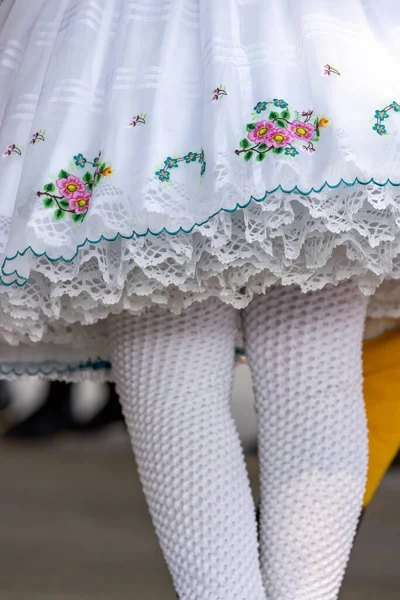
[
  {"x1": 0, "y1": 380, "x2": 123, "y2": 439},
  {"x1": 362, "y1": 321, "x2": 400, "y2": 506}
]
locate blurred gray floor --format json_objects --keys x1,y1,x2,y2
[{"x1": 0, "y1": 434, "x2": 399, "y2": 600}]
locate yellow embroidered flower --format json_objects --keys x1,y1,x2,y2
[
  {"x1": 102, "y1": 166, "x2": 113, "y2": 177},
  {"x1": 318, "y1": 117, "x2": 329, "y2": 128}
]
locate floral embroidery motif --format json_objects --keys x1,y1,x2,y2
[
  {"x1": 30, "y1": 129, "x2": 46, "y2": 145},
  {"x1": 272, "y1": 98, "x2": 288, "y2": 109},
  {"x1": 372, "y1": 101, "x2": 400, "y2": 136},
  {"x1": 37, "y1": 152, "x2": 113, "y2": 222},
  {"x1": 156, "y1": 149, "x2": 206, "y2": 182},
  {"x1": 2, "y1": 143, "x2": 23, "y2": 157},
  {"x1": 213, "y1": 86, "x2": 227, "y2": 101},
  {"x1": 322, "y1": 64, "x2": 340, "y2": 76},
  {"x1": 235, "y1": 100, "x2": 328, "y2": 161},
  {"x1": 3, "y1": 129, "x2": 45, "y2": 157},
  {"x1": 128, "y1": 113, "x2": 146, "y2": 128}
]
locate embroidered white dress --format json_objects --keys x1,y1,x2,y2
[{"x1": 1, "y1": 0, "x2": 400, "y2": 379}]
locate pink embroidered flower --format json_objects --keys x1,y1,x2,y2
[
  {"x1": 2, "y1": 145, "x2": 13, "y2": 157},
  {"x1": 322, "y1": 64, "x2": 340, "y2": 77},
  {"x1": 56, "y1": 174, "x2": 86, "y2": 199},
  {"x1": 2, "y1": 144, "x2": 21, "y2": 157},
  {"x1": 128, "y1": 115, "x2": 140, "y2": 128},
  {"x1": 69, "y1": 191, "x2": 91, "y2": 214},
  {"x1": 287, "y1": 120, "x2": 316, "y2": 142},
  {"x1": 248, "y1": 120, "x2": 276, "y2": 143},
  {"x1": 265, "y1": 127, "x2": 294, "y2": 148},
  {"x1": 301, "y1": 144, "x2": 315, "y2": 153}
]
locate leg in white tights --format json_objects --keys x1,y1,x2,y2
[
  {"x1": 243, "y1": 281, "x2": 368, "y2": 600},
  {"x1": 109, "y1": 299, "x2": 266, "y2": 600}
]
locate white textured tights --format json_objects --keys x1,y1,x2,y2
[
  {"x1": 243, "y1": 281, "x2": 368, "y2": 600},
  {"x1": 109, "y1": 281, "x2": 368, "y2": 600},
  {"x1": 109, "y1": 299, "x2": 265, "y2": 600}
]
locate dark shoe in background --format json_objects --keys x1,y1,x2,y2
[{"x1": 0, "y1": 381, "x2": 11, "y2": 411}]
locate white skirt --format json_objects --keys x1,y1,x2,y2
[{"x1": 1, "y1": 0, "x2": 400, "y2": 379}]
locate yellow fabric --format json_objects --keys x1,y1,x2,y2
[{"x1": 363, "y1": 327, "x2": 400, "y2": 506}]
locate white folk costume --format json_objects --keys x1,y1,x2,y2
[{"x1": 0, "y1": 1, "x2": 396, "y2": 598}]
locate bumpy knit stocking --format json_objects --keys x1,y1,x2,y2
[
  {"x1": 242, "y1": 281, "x2": 368, "y2": 600},
  {"x1": 108, "y1": 299, "x2": 266, "y2": 600}
]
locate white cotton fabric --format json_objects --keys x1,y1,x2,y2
[{"x1": 2, "y1": 0, "x2": 400, "y2": 375}]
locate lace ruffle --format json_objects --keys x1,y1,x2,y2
[{"x1": 1, "y1": 181, "x2": 400, "y2": 347}]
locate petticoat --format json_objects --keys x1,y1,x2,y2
[{"x1": 1, "y1": 0, "x2": 400, "y2": 379}]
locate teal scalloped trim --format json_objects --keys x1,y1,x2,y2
[
  {"x1": 2, "y1": 177, "x2": 400, "y2": 286},
  {"x1": 0, "y1": 358, "x2": 111, "y2": 377},
  {"x1": 3, "y1": 350, "x2": 239, "y2": 376}
]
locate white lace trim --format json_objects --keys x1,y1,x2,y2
[{"x1": 1, "y1": 181, "x2": 400, "y2": 347}]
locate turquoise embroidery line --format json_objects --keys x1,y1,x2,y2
[
  {"x1": 2, "y1": 176, "x2": 400, "y2": 287},
  {"x1": 1, "y1": 268, "x2": 28, "y2": 281},
  {"x1": 1, "y1": 350, "x2": 243, "y2": 377},
  {"x1": 0, "y1": 358, "x2": 112, "y2": 377}
]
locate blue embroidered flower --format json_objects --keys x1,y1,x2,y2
[
  {"x1": 156, "y1": 168, "x2": 170, "y2": 182},
  {"x1": 184, "y1": 151, "x2": 198, "y2": 163},
  {"x1": 200, "y1": 160, "x2": 206, "y2": 177},
  {"x1": 273, "y1": 99, "x2": 288, "y2": 109},
  {"x1": 285, "y1": 146, "x2": 299, "y2": 157},
  {"x1": 374, "y1": 109, "x2": 389, "y2": 120},
  {"x1": 93, "y1": 157, "x2": 99, "y2": 167},
  {"x1": 164, "y1": 156, "x2": 179, "y2": 168},
  {"x1": 74, "y1": 153, "x2": 87, "y2": 168},
  {"x1": 254, "y1": 101, "x2": 268, "y2": 114},
  {"x1": 391, "y1": 101, "x2": 400, "y2": 112},
  {"x1": 198, "y1": 149, "x2": 205, "y2": 164},
  {"x1": 373, "y1": 123, "x2": 387, "y2": 135}
]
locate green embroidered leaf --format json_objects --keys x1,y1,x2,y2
[
  {"x1": 72, "y1": 213, "x2": 84, "y2": 223},
  {"x1": 281, "y1": 110, "x2": 290, "y2": 120},
  {"x1": 311, "y1": 137, "x2": 319, "y2": 143},
  {"x1": 58, "y1": 169, "x2": 69, "y2": 179},
  {"x1": 314, "y1": 117, "x2": 319, "y2": 127},
  {"x1": 96, "y1": 174, "x2": 102, "y2": 184},
  {"x1": 83, "y1": 171, "x2": 92, "y2": 183},
  {"x1": 256, "y1": 153, "x2": 266, "y2": 162},
  {"x1": 269, "y1": 111, "x2": 279, "y2": 120},
  {"x1": 272, "y1": 147, "x2": 284, "y2": 155},
  {"x1": 316, "y1": 127, "x2": 320, "y2": 137},
  {"x1": 275, "y1": 119, "x2": 286, "y2": 129},
  {"x1": 54, "y1": 208, "x2": 65, "y2": 220},
  {"x1": 258, "y1": 143, "x2": 268, "y2": 151},
  {"x1": 44, "y1": 183, "x2": 55, "y2": 193},
  {"x1": 99, "y1": 162, "x2": 106, "y2": 172},
  {"x1": 246, "y1": 123, "x2": 256, "y2": 132},
  {"x1": 244, "y1": 151, "x2": 254, "y2": 162},
  {"x1": 59, "y1": 199, "x2": 69, "y2": 209},
  {"x1": 43, "y1": 198, "x2": 54, "y2": 209},
  {"x1": 240, "y1": 138, "x2": 250, "y2": 149}
]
